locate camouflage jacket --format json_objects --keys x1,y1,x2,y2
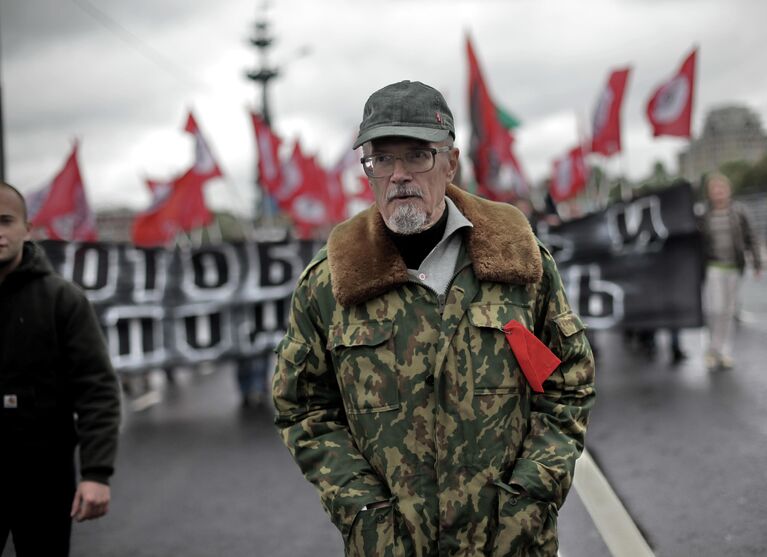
[{"x1": 273, "y1": 186, "x2": 595, "y2": 557}]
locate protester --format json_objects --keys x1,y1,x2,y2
[
  {"x1": 0, "y1": 182, "x2": 121, "y2": 556},
  {"x1": 700, "y1": 173, "x2": 762, "y2": 371},
  {"x1": 235, "y1": 353, "x2": 269, "y2": 408},
  {"x1": 272, "y1": 80, "x2": 595, "y2": 556},
  {"x1": 622, "y1": 327, "x2": 686, "y2": 365}
]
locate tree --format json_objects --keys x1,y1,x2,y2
[
  {"x1": 636, "y1": 160, "x2": 676, "y2": 195},
  {"x1": 719, "y1": 160, "x2": 752, "y2": 193},
  {"x1": 738, "y1": 153, "x2": 767, "y2": 195}
]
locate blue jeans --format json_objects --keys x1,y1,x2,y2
[{"x1": 236, "y1": 355, "x2": 269, "y2": 398}]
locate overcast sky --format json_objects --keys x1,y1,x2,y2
[{"x1": 2, "y1": 0, "x2": 767, "y2": 216}]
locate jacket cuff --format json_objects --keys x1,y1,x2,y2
[
  {"x1": 81, "y1": 468, "x2": 113, "y2": 486},
  {"x1": 509, "y1": 458, "x2": 562, "y2": 505},
  {"x1": 330, "y1": 484, "x2": 391, "y2": 542}
]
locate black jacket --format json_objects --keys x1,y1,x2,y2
[{"x1": 0, "y1": 242, "x2": 120, "y2": 484}]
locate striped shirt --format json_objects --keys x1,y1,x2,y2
[{"x1": 708, "y1": 209, "x2": 736, "y2": 266}]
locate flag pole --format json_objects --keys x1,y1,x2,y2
[
  {"x1": 192, "y1": 224, "x2": 204, "y2": 247},
  {"x1": 618, "y1": 152, "x2": 632, "y2": 201},
  {"x1": 598, "y1": 160, "x2": 609, "y2": 209},
  {"x1": 576, "y1": 110, "x2": 597, "y2": 214},
  {"x1": 209, "y1": 216, "x2": 223, "y2": 244},
  {"x1": 246, "y1": 7, "x2": 279, "y2": 229},
  {"x1": 172, "y1": 229, "x2": 189, "y2": 249}
]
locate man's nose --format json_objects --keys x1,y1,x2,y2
[{"x1": 390, "y1": 156, "x2": 412, "y2": 181}]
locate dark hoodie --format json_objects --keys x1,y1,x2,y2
[{"x1": 0, "y1": 242, "x2": 120, "y2": 484}]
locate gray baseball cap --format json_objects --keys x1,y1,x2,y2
[{"x1": 352, "y1": 80, "x2": 455, "y2": 149}]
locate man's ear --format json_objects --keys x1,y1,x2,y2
[
  {"x1": 448, "y1": 147, "x2": 460, "y2": 181},
  {"x1": 24, "y1": 221, "x2": 31, "y2": 241}
]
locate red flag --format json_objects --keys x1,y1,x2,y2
[
  {"x1": 275, "y1": 142, "x2": 309, "y2": 206},
  {"x1": 132, "y1": 170, "x2": 214, "y2": 246},
  {"x1": 591, "y1": 68, "x2": 630, "y2": 156},
  {"x1": 27, "y1": 142, "x2": 98, "y2": 241},
  {"x1": 276, "y1": 142, "x2": 333, "y2": 239},
  {"x1": 646, "y1": 48, "x2": 697, "y2": 138},
  {"x1": 325, "y1": 168, "x2": 349, "y2": 223},
  {"x1": 250, "y1": 112, "x2": 283, "y2": 196},
  {"x1": 132, "y1": 112, "x2": 219, "y2": 246},
  {"x1": 185, "y1": 112, "x2": 223, "y2": 180},
  {"x1": 145, "y1": 178, "x2": 169, "y2": 196},
  {"x1": 549, "y1": 146, "x2": 589, "y2": 203},
  {"x1": 503, "y1": 320, "x2": 561, "y2": 393},
  {"x1": 466, "y1": 35, "x2": 529, "y2": 202},
  {"x1": 327, "y1": 143, "x2": 374, "y2": 222}
]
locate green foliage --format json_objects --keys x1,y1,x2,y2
[
  {"x1": 606, "y1": 176, "x2": 631, "y2": 203},
  {"x1": 737, "y1": 153, "x2": 767, "y2": 195},
  {"x1": 719, "y1": 160, "x2": 753, "y2": 193},
  {"x1": 710, "y1": 155, "x2": 767, "y2": 195},
  {"x1": 216, "y1": 212, "x2": 250, "y2": 241},
  {"x1": 632, "y1": 160, "x2": 689, "y2": 197},
  {"x1": 195, "y1": 212, "x2": 252, "y2": 244}
]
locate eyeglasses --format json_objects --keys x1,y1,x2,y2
[{"x1": 360, "y1": 146, "x2": 451, "y2": 178}]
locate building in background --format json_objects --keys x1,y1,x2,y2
[
  {"x1": 679, "y1": 105, "x2": 767, "y2": 182},
  {"x1": 96, "y1": 209, "x2": 135, "y2": 242},
  {"x1": 96, "y1": 209, "x2": 249, "y2": 244}
]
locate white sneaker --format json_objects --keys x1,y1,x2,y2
[{"x1": 704, "y1": 353, "x2": 720, "y2": 371}]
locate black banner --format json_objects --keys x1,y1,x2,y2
[
  {"x1": 40, "y1": 182, "x2": 702, "y2": 372},
  {"x1": 538, "y1": 181, "x2": 704, "y2": 330},
  {"x1": 41, "y1": 234, "x2": 319, "y2": 373}
]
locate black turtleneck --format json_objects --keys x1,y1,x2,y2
[{"x1": 386, "y1": 208, "x2": 449, "y2": 270}]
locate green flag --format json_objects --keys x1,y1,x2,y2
[{"x1": 496, "y1": 105, "x2": 521, "y2": 130}]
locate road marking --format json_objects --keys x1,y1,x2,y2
[
  {"x1": 573, "y1": 449, "x2": 655, "y2": 557},
  {"x1": 130, "y1": 389, "x2": 162, "y2": 412}
]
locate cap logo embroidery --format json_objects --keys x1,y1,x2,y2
[{"x1": 436, "y1": 112, "x2": 442, "y2": 123}]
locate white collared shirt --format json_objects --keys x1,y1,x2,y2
[{"x1": 406, "y1": 197, "x2": 473, "y2": 296}]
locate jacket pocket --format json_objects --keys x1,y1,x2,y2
[
  {"x1": 1, "y1": 384, "x2": 75, "y2": 462},
  {"x1": 467, "y1": 304, "x2": 530, "y2": 394},
  {"x1": 345, "y1": 505, "x2": 407, "y2": 557},
  {"x1": 1, "y1": 385, "x2": 38, "y2": 437},
  {"x1": 491, "y1": 481, "x2": 558, "y2": 557},
  {"x1": 328, "y1": 320, "x2": 400, "y2": 414},
  {"x1": 272, "y1": 336, "x2": 310, "y2": 405},
  {"x1": 551, "y1": 311, "x2": 587, "y2": 363}
]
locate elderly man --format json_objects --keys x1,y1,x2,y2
[{"x1": 273, "y1": 81, "x2": 595, "y2": 556}]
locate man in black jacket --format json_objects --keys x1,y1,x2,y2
[{"x1": 0, "y1": 182, "x2": 121, "y2": 556}]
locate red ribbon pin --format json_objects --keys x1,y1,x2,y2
[{"x1": 502, "y1": 320, "x2": 561, "y2": 393}]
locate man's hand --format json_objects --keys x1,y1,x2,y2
[{"x1": 70, "y1": 481, "x2": 111, "y2": 522}]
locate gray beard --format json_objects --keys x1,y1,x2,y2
[{"x1": 386, "y1": 203, "x2": 428, "y2": 235}]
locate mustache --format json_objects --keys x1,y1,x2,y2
[{"x1": 386, "y1": 185, "x2": 424, "y2": 201}]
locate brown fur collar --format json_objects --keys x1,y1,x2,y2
[{"x1": 327, "y1": 185, "x2": 542, "y2": 307}]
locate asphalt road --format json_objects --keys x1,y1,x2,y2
[{"x1": 3, "y1": 277, "x2": 766, "y2": 557}]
